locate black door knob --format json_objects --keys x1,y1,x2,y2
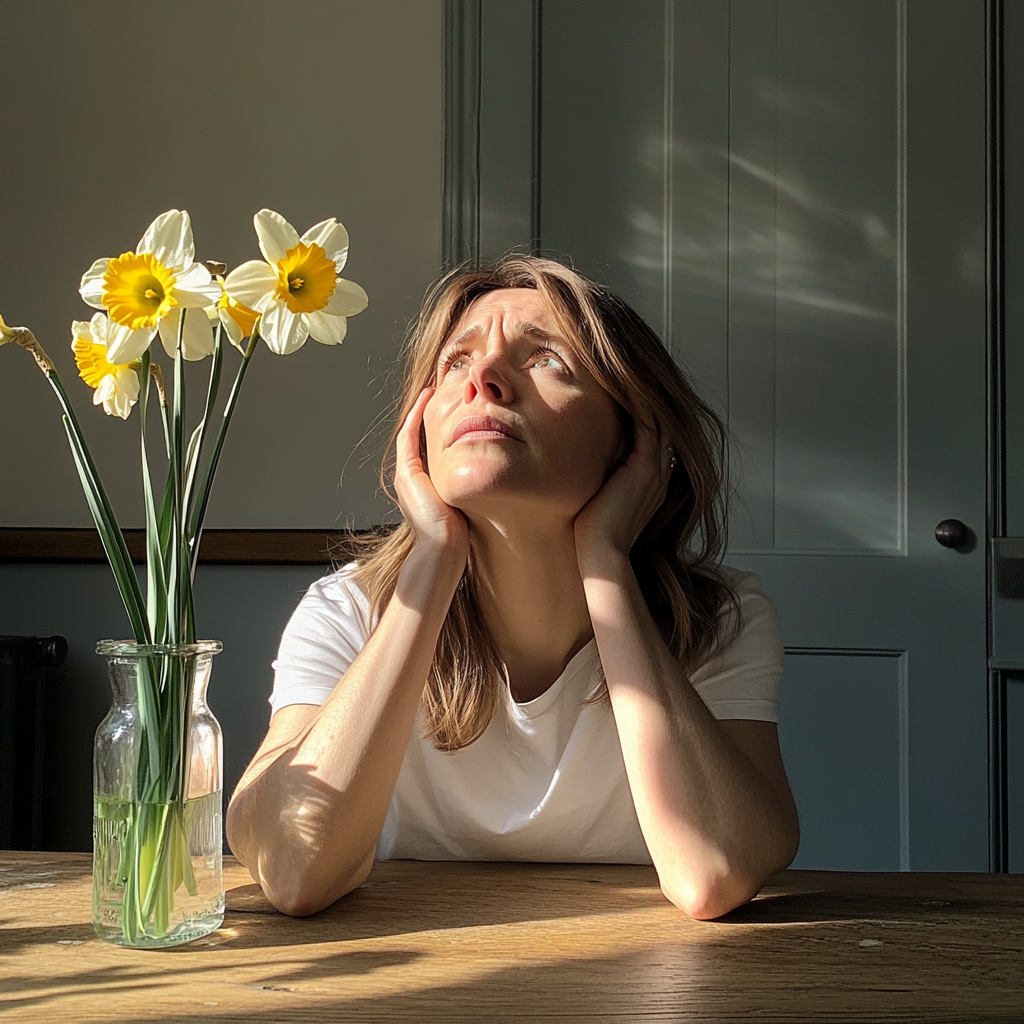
[{"x1": 935, "y1": 519, "x2": 970, "y2": 549}]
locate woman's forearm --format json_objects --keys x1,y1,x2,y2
[
  {"x1": 226, "y1": 546, "x2": 465, "y2": 915},
  {"x1": 581, "y1": 551, "x2": 798, "y2": 920}
]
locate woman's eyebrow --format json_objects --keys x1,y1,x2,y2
[
  {"x1": 515, "y1": 321, "x2": 562, "y2": 343},
  {"x1": 444, "y1": 321, "x2": 563, "y2": 349}
]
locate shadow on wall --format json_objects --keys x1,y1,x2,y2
[{"x1": 0, "y1": 562, "x2": 326, "y2": 852}]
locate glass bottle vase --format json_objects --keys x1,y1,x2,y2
[{"x1": 92, "y1": 640, "x2": 224, "y2": 948}]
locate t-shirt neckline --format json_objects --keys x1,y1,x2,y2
[{"x1": 508, "y1": 637, "x2": 599, "y2": 718}]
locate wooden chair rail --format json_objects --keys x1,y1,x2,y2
[{"x1": 0, "y1": 527, "x2": 383, "y2": 566}]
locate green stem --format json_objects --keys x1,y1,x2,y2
[
  {"x1": 43, "y1": 367, "x2": 148, "y2": 642},
  {"x1": 170, "y1": 312, "x2": 187, "y2": 644},
  {"x1": 138, "y1": 352, "x2": 168, "y2": 643},
  {"x1": 183, "y1": 320, "x2": 224, "y2": 531},
  {"x1": 187, "y1": 323, "x2": 260, "y2": 578}
]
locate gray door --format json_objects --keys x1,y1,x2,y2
[{"x1": 453, "y1": 0, "x2": 992, "y2": 871}]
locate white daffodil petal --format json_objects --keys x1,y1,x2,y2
[
  {"x1": 301, "y1": 218, "x2": 349, "y2": 266},
  {"x1": 261, "y1": 303, "x2": 309, "y2": 355},
  {"x1": 93, "y1": 376, "x2": 115, "y2": 407},
  {"x1": 175, "y1": 282, "x2": 223, "y2": 308},
  {"x1": 304, "y1": 310, "x2": 348, "y2": 346},
  {"x1": 71, "y1": 312, "x2": 109, "y2": 350},
  {"x1": 218, "y1": 308, "x2": 245, "y2": 351},
  {"x1": 175, "y1": 262, "x2": 213, "y2": 290},
  {"x1": 180, "y1": 307, "x2": 215, "y2": 360},
  {"x1": 70, "y1": 320, "x2": 95, "y2": 348},
  {"x1": 158, "y1": 308, "x2": 215, "y2": 361},
  {"x1": 94, "y1": 368, "x2": 139, "y2": 419},
  {"x1": 324, "y1": 278, "x2": 369, "y2": 317},
  {"x1": 80, "y1": 258, "x2": 111, "y2": 309},
  {"x1": 88, "y1": 310, "x2": 111, "y2": 342},
  {"x1": 224, "y1": 260, "x2": 278, "y2": 307},
  {"x1": 254, "y1": 209, "x2": 300, "y2": 265},
  {"x1": 105, "y1": 322, "x2": 154, "y2": 363},
  {"x1": 138, "y1": 209, "x2": 194, "y2": 270}
]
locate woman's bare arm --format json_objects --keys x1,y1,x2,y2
[
  {"x1": 575, "y1": 419, "x2": 798, "y2": 920},
  {"x1": 226, "y1": 546, "x2": 465, "y2": 916},
  {"x1": 580, "y1": 556, "x2": 799, "y2": 919},
  {"x1": 226, "y1": 388, "x2": 468, "y2": 916}
]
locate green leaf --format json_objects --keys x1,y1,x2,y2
[{"x1": 187, "y1": 322, "x2": 260, "y2": 577}]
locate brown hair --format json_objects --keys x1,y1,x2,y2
[{"x1": 345, "y1": 255, "x2": 739, "y2": 751}]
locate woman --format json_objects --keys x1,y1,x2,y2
[{"x1": 226, "y1": 255, "x2": 800, "y2": 920}]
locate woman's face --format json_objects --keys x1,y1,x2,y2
[{"x1": 422, "y1": 288, "x2": 626, "y2": 521}]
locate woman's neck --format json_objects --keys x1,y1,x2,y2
[{"x1": 466, "y1": 514, "x2": 594, "y2": 703}]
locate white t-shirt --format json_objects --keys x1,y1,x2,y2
[{"x1": 270, "y1": 564, "x2": 783, "y2": 865}]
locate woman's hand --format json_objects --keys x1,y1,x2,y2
[
  {"x1": 573, "y1": 415, "x2": 673, "y2": 572},
  {"x1": 395, "y1": 387, "x2": 470, "y2": 564}
]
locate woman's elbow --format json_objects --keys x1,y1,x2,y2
[
  {"x1": 660, "y1": 872, "x2": 758, "y2": 921},
  {"x1": 659, "y1": 842, "x2": 797, "y2": 920},
  {"x1": 225, "y1": 798, "x2": 374, "y2": 916},
  {"x1": 259, "y1": 854, "x2": 374, "y2": 917}
]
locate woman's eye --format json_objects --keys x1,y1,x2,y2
[
  {"x1": 440, "y1": 351, "x2": 467, "y2": 373},
  {"x1": 533, "y1": 351, "x2": 564, "y2": 370}
]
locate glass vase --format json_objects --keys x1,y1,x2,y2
[{"x1": 92, "y1": 640, "x2": 224, "y2": 948}]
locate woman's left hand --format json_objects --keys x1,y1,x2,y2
[{"x1": 573, "y1": 415, "x2": 674, "y2": 571}]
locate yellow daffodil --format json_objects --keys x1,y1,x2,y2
[
  {"x1": 72, "y1": 313, "x2": 140, "y2": 419},
  {"x1": 212, "y1": 278, "x2": 260, "y2": 351},
  {"x1": 223, "y1": 209, "x2": 368, "y2": 355},
  {"x1": 80, "y1": 210, "x2": 221, "y2": 364}
]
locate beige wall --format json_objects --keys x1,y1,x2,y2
[{"x1": 0, "y1": 0, "x2": 442, "y2": 528}]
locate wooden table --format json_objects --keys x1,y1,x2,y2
[{"x1": 1, "y1": 853, "x2": 1021, "y2": 1022}]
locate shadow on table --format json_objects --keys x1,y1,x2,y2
[
  {"x1": 28, "y1": 935, "x2": 1020, "y2": 1024},
  {"x1": 0, "y1": 940, "x2": 423, "y2": 1016},
  {"x1": 196, "y1": 861, "x2": 670, "y2": 951},
  {"x1": 717, "y1": 872, "x2": 1005, "y2": 926}
]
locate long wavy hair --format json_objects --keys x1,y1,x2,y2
[{"x1": 345, "y1": 255, "x2": 739, "y2": 751}]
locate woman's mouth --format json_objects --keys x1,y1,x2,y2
[{"x1": 450, "y1": 416, "x2": 522, "y2": 444}]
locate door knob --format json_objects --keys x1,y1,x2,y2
[{"x1": 935, "y1": 519, "x2": 970, "y2": 549}]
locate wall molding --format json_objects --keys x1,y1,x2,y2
[
  {"x1": 0, "y1": 528, "x2": 379, "y2": 566},
  {"x1": 442, "y1": 0, "x2": 482, "y2": 268}
]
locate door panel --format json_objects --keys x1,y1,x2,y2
[
  {"x1": 473, "y1": 0, "x2": 989, "y2": 869},
  {"x1": 780, "y1": 651, "x2": 906, "y2": 870}
]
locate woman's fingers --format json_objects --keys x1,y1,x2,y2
[
  {"x1": 393, "y1": 388, "x2": 469, "y2": 557},
  {"x1": 395, "y1": 387, "x2": 433, "y2": 471}
]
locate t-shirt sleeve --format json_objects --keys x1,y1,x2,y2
[
  {"x1": 269, "y1": 563, "x2": 373, "y2": 715},
  {"x1": 689, "y1": 570, "x2": 784, "y2": 723}
]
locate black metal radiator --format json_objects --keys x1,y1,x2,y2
[{"x1": 0, "y1": 635, "x2": 67, "y2": 849}]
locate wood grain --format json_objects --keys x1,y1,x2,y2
[
  {"x1": 0, "y1": 853, "x2": 1021, "y2": 1023},
  {"x1": 0, "y1": 528, "x2": 387, "y2": 566}
]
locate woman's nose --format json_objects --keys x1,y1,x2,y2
[{"x1": 464, "y1": 353, "x2": 512, "y2": 404}]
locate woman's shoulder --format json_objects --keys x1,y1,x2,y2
[
  {"x1": 289, "y1": 560, "x2": 373, "y2": 636},
  {"x1": 687, "y1": 565, "x2": 784, "y2": 720},
  {"x1": 717, "y1": 564, "x2": 771, "y2": 599},
  {"x1": 702, "y1": 564, "x2": 783, "y2": 668}
]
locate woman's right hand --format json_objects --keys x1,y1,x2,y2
[{"x1": 394, "y1": 387, "x2": 470, "y2": 564}]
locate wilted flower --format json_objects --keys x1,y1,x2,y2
[{"x1": 0, "y1": 312, "x2": 16, "y2": 344}]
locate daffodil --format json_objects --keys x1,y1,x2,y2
[
  {"x1": 223, "y1": 209, "x2": 368, "y2": 355},
  {"x1": 80, "y1": 210, "x2": 221, "y2": 364},
  {"x1": 213, "y1": 279, "x2": 260, "y2": 351},
  {"x1": 72, "y1": 313, "x2": 140, "y2": 419}
]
